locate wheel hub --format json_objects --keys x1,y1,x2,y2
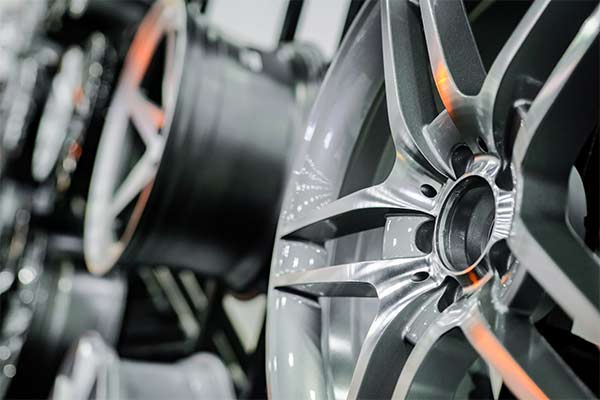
[{"x1": 436, "y1": 170, "x2": 500, "y2": 286}]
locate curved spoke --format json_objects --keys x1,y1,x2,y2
[
  {"x1": 479, "y1": 0, "x2": 596, "y2": 155},
  {"x1": 394, "y1": 289, "x2": 594, "y2": 399},
  {"x1": 382, "y1": 0, "x2": 458, "y2": 178},
  {"x1": 110, "y1": 153, "x2": 158, "y2": 217},
  {"x1": 281, "y1": 184, "x2": 414, "y2": 242},
  {"x1": 510, "y1": 5, "x2": 600, "y2": 345},
  {"x1": 392, "y1": 297, "x2": 475, "y2": 399},
  {"x1": 400, "y1": 283, "x2": 450, "y2": 345},
  {"x1": 347, "y1": 280, "x2": 440, "y2": 400},
  {"x1": 462, "y1": 306, "x2": 594, "y2": 399},
  {"x1": 510, "y1": 223, "x2": 600, "y2": 345},
  {"x1": 420, "y1": 0, "x2": 484, "y2": 144},
  {"x1": 281, "y1": 161, "x2": 441, "y2": 242},
  {"x1": 273, "y1": 256, "x2": 431, "y2": 299},
  {"x1": 273, "y1": 254, "x2": 442, "y2": 400}
]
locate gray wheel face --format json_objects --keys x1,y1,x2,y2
[
  {"x1": 267, "y1": 1, "x2": 599, "y2": 399},
  {"x1": 84, "y1": 0, "x2": 186, "y2": 275}
]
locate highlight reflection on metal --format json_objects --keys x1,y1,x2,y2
[
  {"x1": 84, "y1": 0, "x2": 187, "y2": 275},
  {"x1": 267, "y1": 1, "x2": 599, "y2": 399}
]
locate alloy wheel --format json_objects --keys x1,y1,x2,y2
[
  {"x1": 84, "y1": 0, "x2": 186, "y2": 275},
  {"x1": 267, "y1": 1, "x2": 599, "y2": 399}
]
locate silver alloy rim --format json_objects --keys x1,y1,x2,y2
[
  {"x1": 84, "y1": 0, "x2": 186, "y2": 275},
  {"x1": 267, "y1": 1, "x2": 600, "y2": 399}
]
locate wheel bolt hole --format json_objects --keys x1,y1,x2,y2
[
  {"x1": 415, "y1": 220, "x2": 434, "y2": 254},
  {"x1": 489, "y1": 239, "x2": 512, "y2": 278},
  {"x1": 420, "y1": 184, "x2": 437, "y2": 198},
  {"x1": 437, "y1": 278, "x2": 460, "y2": 312},
  {"x1": 411, "y1": 271, "x2": 430, "y2": 282},
  {"x1": 451, "y1": 145, "x2": 473, "y2": 177},
  {"x1": 477, "y1": 137, "x2": 488, "y2": 152},
  {"x1": 495, "y1": 166, "x2": 514, "y2": 191}
]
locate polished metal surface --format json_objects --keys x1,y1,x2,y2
[
  {"x1": 84, "y1": 0, "x2": 187, "y2": 275},
  {"x1": 267, "y1": 1, "x2": 599, "y2": 399}
]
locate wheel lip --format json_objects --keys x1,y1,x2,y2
[
  {"x1": 83, "y1": 0, "x2": 187, "y2": 275},
  {"x1": 266, "y1": 2, "x2": 384, "y2": 398}
]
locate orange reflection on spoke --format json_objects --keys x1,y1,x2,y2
[
  {"x1": 434, "y1": 62, "x2": 453, "y2": 114},
  {"x1": 464, "y1": 318, "x2": 548, "y2": 400},
  {"x1": 127, "y1": 4, "x2": 165, "y2": 86}
]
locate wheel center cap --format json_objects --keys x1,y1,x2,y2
[{"x1": 437, "y1": 176, "x2": 496, "y2": 279}]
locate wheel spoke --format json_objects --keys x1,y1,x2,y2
[
  {"x1": 420, "y1": 0, "x2": 485, "y2": 144},
  {"x1": 382, "y1": 0, "x2": 459, "y2": 178},
  {"x1": 400, "y1": 283, "x2": 450, "y2": 345},
  {"x1": 420, "y1": 111, "x2": 466, "y2": 179},
  {"x1": 462, "y1": 306, "x2": 594, "y2": 399},
  {"x1": 510, "y1": 223, "x2": 600, "y2": 345},
  {"x1": 124, "y1": 1, "x2": 166, "y2": 86},
  {"x1": 510, "y1": 5, "x2": 600, "y2": 345},
  {"x1": 392, "y1": 297, "x2": 476, "y2": 399},
  {"x1": 347, "y1": 280, "x2": 440, "y2": 399},
  {"x1": 395, "y1": 288, "x2": 594, "y2": 399},
  {"x1": 110, "y1": 153, "x2": 158, "y2": 216},
  {"x1": 382, "y1": 214, "x2": 433, "y2": 259},
  {"x1": 282, "y1": 162, "x2": 442, "y2": 243},
  {"x1": 479, "y1": 0, "x2": 596, "y2": 156},
  {"x1": 130, "y1": 89, "x2": 165, "y2": 153},
  {"x1": 272, "y1": 256, "x2": 431, "y2": 299}
]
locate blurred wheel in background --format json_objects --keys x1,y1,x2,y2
[{"x1": 84, "y1": 0, "x2": 324, "y2": 291}]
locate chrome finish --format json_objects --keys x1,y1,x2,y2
[
  {"x1": 267, "y1": 1, "x2": 599, "y2": 399},
  {"x1": 84, "y1": 0, "x2": 187, "y2": 275}
]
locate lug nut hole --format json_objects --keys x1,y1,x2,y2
[
  {"x1": 489, "y1": 239, "x2": 512, "y2": 278},
  {"x1": 412, "y1": 271, "x2": 430, "y2": 282},
  {"x1": 451, "y1": 145, "x2": 473, "y2": 177},
  {"x1": 477, "y1": 137, "x2": 488, "y2": 152},
  {"x1": 420, "y1": 184, "x2": 437, "y2": 198},
  {"x1": 415, "y1": 220, "x2": 434, "y2": 254}
]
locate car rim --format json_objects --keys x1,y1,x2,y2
[
  {"x1": 267, "y1": 1, "x2": 599, "y2": 399},
  {"x1": 84, "y1": 0, "x2": 186, "y2": 275}
]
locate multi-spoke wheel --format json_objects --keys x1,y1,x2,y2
[
  {"x1": 267, "y1": 1, "x2": 599, "y2": 399},
  {"x1": 84, "y1": 0, "x2": 187, "y2": 275},
  {"x1": 84, "y1": 0, "x2": 323, "y2": 289}
]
